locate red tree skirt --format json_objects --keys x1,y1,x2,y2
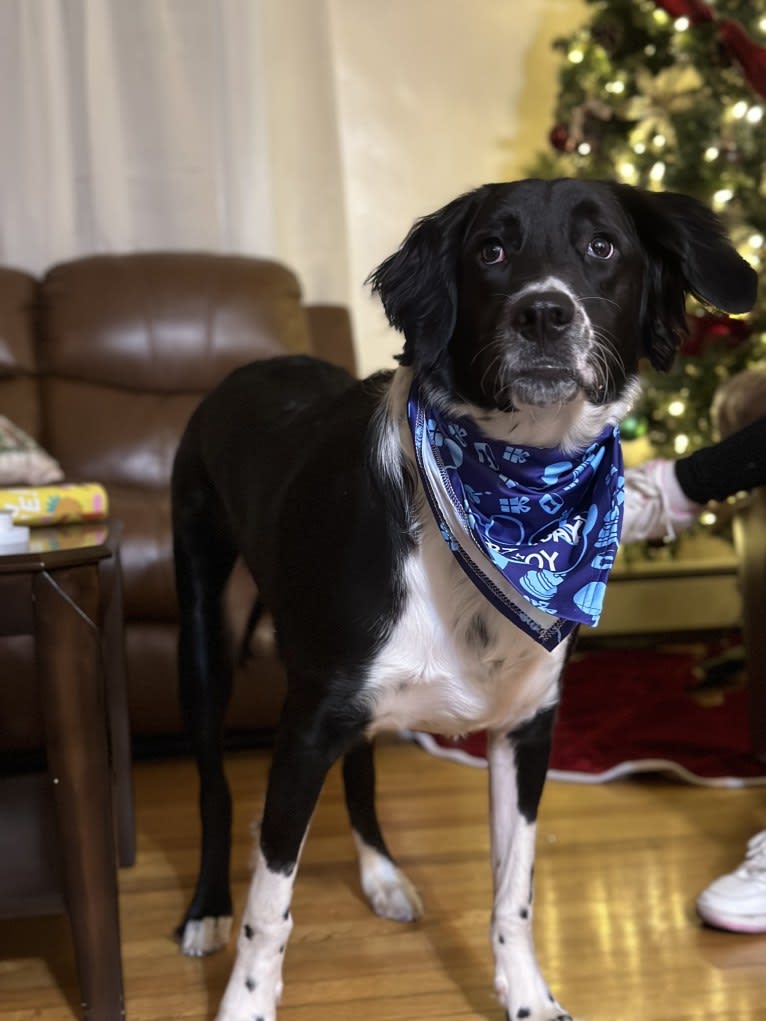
[{"x1": 409, "y1": 643, "x2": 766, "y2": 787}]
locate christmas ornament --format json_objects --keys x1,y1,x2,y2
[
  {"x1": 549, "y1": 123, "x2": 572, "y2": 152},
  {"x1": 620, "y1": 414, "x2": 649, "y2": 441},
  {"x1": 623, "y1": 66, "x2": 705, "y2": 148}
]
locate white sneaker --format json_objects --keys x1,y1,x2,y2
[
  {"x1": 621, "y1": 458, "x2": 701, "y2": 543},
  {"x1": 696, "y1": 831, "x2": 766, "y2": 933}
]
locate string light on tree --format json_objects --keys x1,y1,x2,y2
[
  {"x1": 674, "y1": 434, "x2": 691, "y2": 455},
  {"x1": 618, "y1": 160, "x2": 639, "y2": 183},
  {"x1": 649, "y1": 161, "x2": 666, "y2": 184}
]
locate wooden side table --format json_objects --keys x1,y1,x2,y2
[{"x1": 0, "y1": 522, "x2": 134, "y2": 1021}]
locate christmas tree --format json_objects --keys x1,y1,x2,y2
[{"x1": 531, "y1": 0, "x2": 766, "y2": 458}]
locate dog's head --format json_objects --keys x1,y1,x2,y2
[{"x1": 369, "y1": 179, "x2": 756, "y2": 424}]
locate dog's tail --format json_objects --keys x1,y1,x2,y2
[{"x1": 238, "y1": 595, "x2": 266, "y2": 667}]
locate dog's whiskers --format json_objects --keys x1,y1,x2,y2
[
  {"x1": 470, "y1": 336, "x2": 503, "y2": 370},
  {"x1": 478, "y1": 335, "x2": 509, "y2": 401},
  {"x1": 588, "y1": 326, "x2": 625, "y2": 398},
  {"x1": 580, "y1": 294, "x2": 622, "y2": 312}
]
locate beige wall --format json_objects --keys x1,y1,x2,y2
[{"x1": 327, "y1": 0, "x2": 588, "y2": 375}]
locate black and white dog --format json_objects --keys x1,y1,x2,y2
[{"x1": 172, "y1": 179, "x2": 756, "y2": 1021}]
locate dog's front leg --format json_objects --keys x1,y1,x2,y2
[
  {"x1": 215, "y1": 715, "x2": 350, "y2": 1021},
  {"x1": 487, "y1": 709, "x2": 572, "y2": 1021},
  {"x1": 343, "y1": 739, "x2": 423, "y2": 922}
]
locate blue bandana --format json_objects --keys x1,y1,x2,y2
[{"x1": 407, "y1": 381, "x2": 624, "y2": 650}]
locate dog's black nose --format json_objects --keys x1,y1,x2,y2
[{"x1": 512, "y1": 290, "x2": 575, "y2": 343}]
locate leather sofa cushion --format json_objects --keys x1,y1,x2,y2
[
  {"x1": 109, "y1": 486, "x2": 175, "y2": 620},
  {"x1": 39, "y1": 254, "x2": 312, "y2": 390},
  {"x1": 42, "y1": 380, "x2": 201, "y2": 489}
]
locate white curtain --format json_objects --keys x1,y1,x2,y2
[
  {"x1": 0, "y1": 0, "x2": 583, "y2": 371},
  {"x1": 0, "y1": 0, "x2": 350, "y2": 305}
]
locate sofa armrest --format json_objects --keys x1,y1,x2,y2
[{"x1": 305, "y1": 304, "x2": 357, "y2": 377}]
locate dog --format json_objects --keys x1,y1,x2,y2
[{"x1": 171, "y1": 178, "x2": 756, "y2": 1021}]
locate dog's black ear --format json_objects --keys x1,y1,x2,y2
[
  {"x1": 367, "y1": 187, "x2": 489, "y2": 368},
  {"x1": 612, "y1": 184, "x2": 758, "y2": 371}
]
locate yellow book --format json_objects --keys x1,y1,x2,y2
[{"x1": 0, "y1": 483, "x2": 109, "y2": 526}]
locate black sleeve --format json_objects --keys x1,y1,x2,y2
[{"x1": 674, "y1": 414, "x2": 766, "y2": 504}]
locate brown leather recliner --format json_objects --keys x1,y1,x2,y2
[{"x1": 0, "y1": 253, "x2": 357, "y2": 756}]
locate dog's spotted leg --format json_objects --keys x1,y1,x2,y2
[
  {"x1": 214, "y1": 847, "x2": 296, "y2": 1021},
  {"x1": 215, "y1": 712, "x2": 363, "y2": 1021},
  {"x1": 343, "y1": 740, "x2": 423, "y2": 922},
  {"x1": 487, "y1": 710, "x2": 573, "y2": 1021}
]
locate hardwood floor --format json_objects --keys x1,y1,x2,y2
[{"x1": 2, "y1": 741, "x2": 766, "y2": 1020}]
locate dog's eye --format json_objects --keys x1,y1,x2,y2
[
  {"x1": 587, "y1": 235, "x2": 615, "y2": 260},
  {"x1": 479, "y1": 242, "x2": 506, "y2": 265}
]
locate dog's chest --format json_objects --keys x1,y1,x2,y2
[{"x1": 364, "y1": 516, "x2": 565, "y2": 738}]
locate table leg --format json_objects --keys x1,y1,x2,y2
[
  {"x1": 35, "y1": 564, "x2": 125, "y2": 1021},
  {"x1": 100, "y1": 548, "x2": 136, "y2": 867}
]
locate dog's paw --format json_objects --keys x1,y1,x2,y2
[
  {"x1": 355, "y1": 836, "x2": 423, "y2": 922},
  {"x1": 496, "y1": 977, "x2": 573, "y2": 1021},
  {"x1": 367, "y1": 868, "x2": 424, "y2": 922},
  {"x1": 359, "y1": 851, "x2": 423, "y2": 922},
  {"x1": 494, "y1": 963, "x2": 572, "y2": 1021},
  {"x1": 176, "y1": 915, "x2": 232, "y2": 956},
  {"x1": 505, "y1": 1014, "x2": 573, "y2": 1021},
  {"x1": 214, "y1": 948, "x2": 284, "y2": 1021},
  {"x1": 504, "y1": 1012, "x2": 573, "y2": 1021},
  {"x1": 215, "y1": 984, "x2": 279, "y2": 1021}
]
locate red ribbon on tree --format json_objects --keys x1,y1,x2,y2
[
  {"x1": 719, "y1": 19, "x2": 766, "y2": 101},
  {"x1": 654, "y1": 0, "x2": 766, "y2": 100},
  {"x1": 681, "y1": 313, "x2": 751, "y2": 356}
]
